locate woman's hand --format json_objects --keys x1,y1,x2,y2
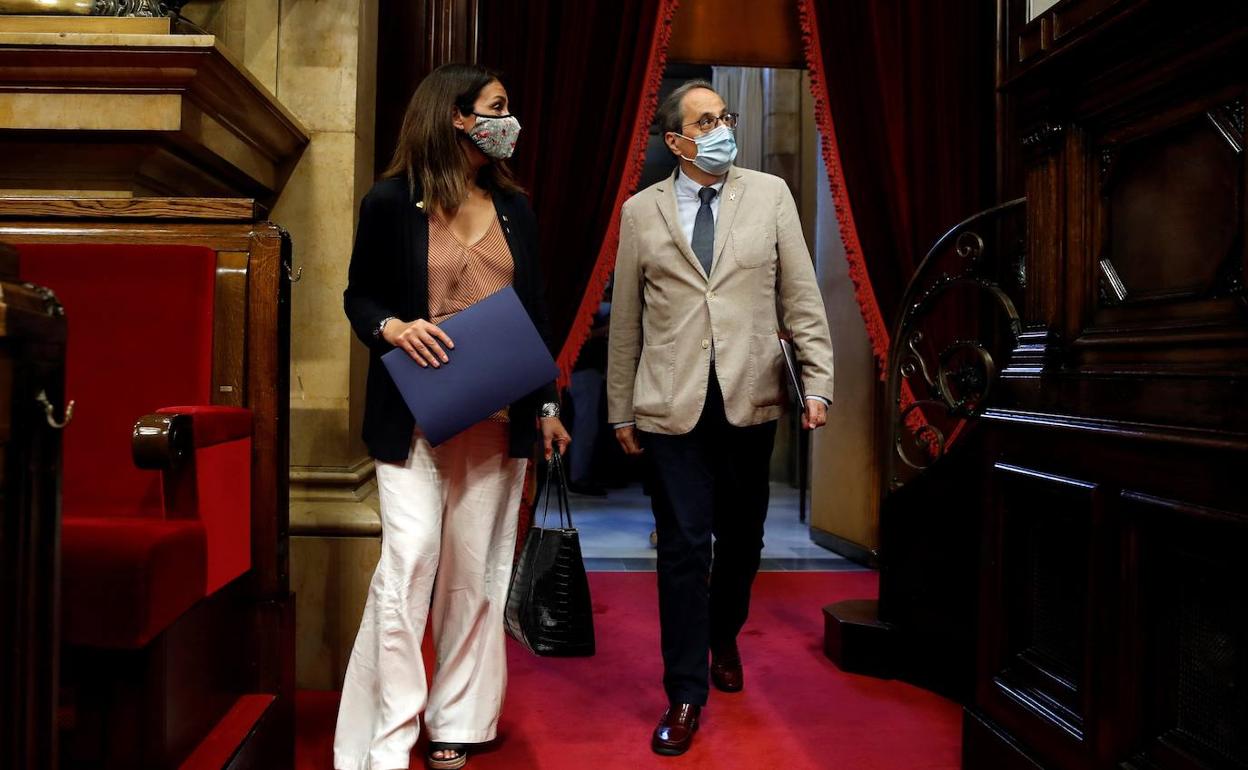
[
  {"x1": 540, "y1": 417, "x2": 571, "y2": 460},
  {"x1": 382, "y1": 318, "x2": 454, "y2": 368}
]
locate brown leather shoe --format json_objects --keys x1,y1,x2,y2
[
  {"x1": 651, "y1": 703, "x2": 700, "y2": 756},
  {"x1": 711, "y1": 647, "x2": 743, "y2": 693}
]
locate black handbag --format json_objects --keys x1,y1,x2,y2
[{"x1": 504, "y1": 451, "x2": 596, "y2": 657}]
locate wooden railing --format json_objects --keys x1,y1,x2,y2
[{"x1": 885, "y1": 198, "x2": 1027, "y2": 491}]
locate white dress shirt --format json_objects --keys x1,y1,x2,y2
[{"x1": 674, "y1": 167, "x2": 725, "y2": 261}]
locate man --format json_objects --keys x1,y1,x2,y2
[{"x1": 607, "y1": 80, "x2": 835, "y2": 756}]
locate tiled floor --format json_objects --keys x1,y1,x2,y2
[{"x1": 566, "y1": 482, "x2": 865, "y2": 572}]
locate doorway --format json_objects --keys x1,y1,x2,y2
[{"x1": 565, "y1": 61, "x2": 876, "y2": 572}]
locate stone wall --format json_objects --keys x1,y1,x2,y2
[{"x1": 183, "y1": 0, "x2": 383, "y2": 689}]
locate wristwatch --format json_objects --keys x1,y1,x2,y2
[
  {"x1": 374, "y1": 316, "x2": 397, "y2": 338},
  {"x1": 539, "y1": 402, "x2": 560, "y2": 419}
]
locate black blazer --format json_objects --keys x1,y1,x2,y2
[{"x1": 344, "y1": 176, "x2": 559, "y2": 462}]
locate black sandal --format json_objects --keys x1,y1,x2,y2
[{"x1": 427, "y1": 742, "x2": 468, "y2": 770}]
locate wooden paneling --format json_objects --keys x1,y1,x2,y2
[
  {"x1": 0, "y1": 241, "x2": 16, "y2": 280},
  {"x1": 1102, "y1": 117, "x2": 1237, "y2": 302},
  {"x1": 959, "y1": 3, "x2": 1248, "y2": 768},
  {"x1": 812, "y1": 0, "x2": 1248, "y2": 759},
  {"x1": 244, "y1": 226, "x2": 291, "y2": 599},
  {"x1": 1002, "y1": 0, "x2": 1137, "y2": 83},
  {"x1": 0, "y1": 33, "x2": 308, "y2": 200},
  {"x1": 980, "y1": 463, "x2": 1102, "y2": 766},
  {"x1": 666, "y1": 0, "x2": 803, "y2": 68},
  {"x1": 1017, "y1": 15, "x2": 1049, "y2": 64},
  {"x1": 1024, "y1": 147, "x2": 1065, "y2": 327},
  {"x1": 965, "y1": 708, "x2": 1051, "y2": 770},
  {"x1": 0, "y1": 223, "x2": 257, "y2": 252},
  {"x1": 0, "y1": 273, "x2": 66, "y2": 770},
  {"x1": 1066, "y1": 97, "x2": 1248, "y2": 375},
  {"x1": 0, "y1": 197, "x2": 260, "y2": 222},
  {"x1": 375, "y1": 0, "x2": 478, "y2": 177},
  {"x1": 1122, "y1": 493, "x2": 1248, "y2": 770},
  {"x1": 965, "y1": 406, "x2": 1248, "y2": 769},
  {"x1": 213, "y1": 251, "x2": 249, "y2": 408}
]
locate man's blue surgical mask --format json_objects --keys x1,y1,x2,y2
[{"x1": 676, "y1": 125, "x2": 738, "y2": 176}]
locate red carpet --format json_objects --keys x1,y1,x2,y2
[{"x1": 297, "y1": 571, "x2": 961, "y2": 770}]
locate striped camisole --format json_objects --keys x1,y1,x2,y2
[{"x1": 427, "y1": 210, "x2": 515, "y2": 422}]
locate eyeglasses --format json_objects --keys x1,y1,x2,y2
[{"x1": 681, "y1": 112, "x2": 739, "y2": 132}]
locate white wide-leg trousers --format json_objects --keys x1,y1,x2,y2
[{"x1": 333, "y1": 422, "x2": 527, "y2": 770}]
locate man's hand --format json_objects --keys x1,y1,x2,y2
[
  {"x1": 615, "y1": 425, "x2": 644, "y2": 456},
  {"x1": 382, "y1": 318, "x2": 454, "y2": 368},
  {"x1": 802, "y1": 399, "x2": 828, "y2": 430},
  {"x1": 541, "y1": 417, "x2": 571, "y2": 460}
]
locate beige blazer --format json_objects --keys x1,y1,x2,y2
[{"x1": 607, "y1": 166, "x2": 835, "y2": 435}]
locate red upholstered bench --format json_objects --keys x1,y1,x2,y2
[
  {"x1": 2, "y1": 206, "x2": 292, "y2": 770},
  {"x1": 19, "y1": 244, "x2": 253, "y2": 649},
  {"x1": 60, "y1": 518, "x2": 206, "y2": 649}
]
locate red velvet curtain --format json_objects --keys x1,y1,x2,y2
[
  {"x1": 798, "y1": 0, "x2": 996, "y2": 376},
  {"x1": 477, "y1": 0, "x2": 678, "y2": 382}
]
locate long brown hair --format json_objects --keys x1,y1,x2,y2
[{"x1": 383, "y1": 63, "x2": 523, "y2": 213}]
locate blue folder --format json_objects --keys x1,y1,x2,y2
[{"x1": 381, "y1": 286, "x2": 559, "y2": 446}]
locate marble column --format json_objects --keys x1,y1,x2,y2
[
  {"x1": 181, "y1": 0, "x2": 280, "y2": 92},
  {"x1": 277, "y1": 0, "x2": 381, "y2": 691},
  {"x1": 184, "y1": 0, "x2": 383, "y2": 689}
]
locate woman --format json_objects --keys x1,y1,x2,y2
[{"x1": 335, "y1": 63, "x2": 570, "y2": 770}]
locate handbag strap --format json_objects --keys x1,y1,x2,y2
[{"x1": 539, "y1": 451, "x2": 574, "y2": 530}]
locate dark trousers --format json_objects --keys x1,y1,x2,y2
[{"x1": 640, "y1": 375, "x2": 776, "y2": 705}]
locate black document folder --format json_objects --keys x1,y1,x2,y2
[{"x1": 778, "y1": 336, "x2": 805, "y2": 408}]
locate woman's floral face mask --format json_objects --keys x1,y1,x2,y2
[{"x1": 466, "y1": 114, "x2": 521, "y2": 160}]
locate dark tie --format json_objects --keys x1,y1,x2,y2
[{"x1": 692, "y1": 186, "x2": 717, "y2": 276}]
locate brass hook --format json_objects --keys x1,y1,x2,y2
[
  {"x1": 286, "y1": 263, "x2": 304, "y2": 283},
  {"x1": 36, "y1": 390, "x2": 74, "y2": 430}
]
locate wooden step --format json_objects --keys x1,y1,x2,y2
[
  {"x1": 823, "y1": 599, "x2": 897, "y2": 678},
  {"x1": 178, "y1": 694, "x2": 275, "y2": 770}
]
